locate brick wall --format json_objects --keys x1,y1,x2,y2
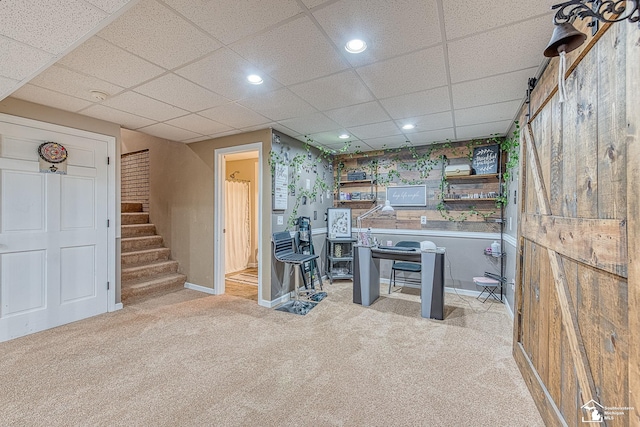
[{"x1": 121, "y1": 150, "x2": 149, "y2": 212}]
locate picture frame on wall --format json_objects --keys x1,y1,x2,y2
[{"x1": 327, "y1": 208, "x2": 352, "y2": 238}]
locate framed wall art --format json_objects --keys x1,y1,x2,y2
[{"x1": 327, "y1": 208, "x2": 352, "y2": 238}]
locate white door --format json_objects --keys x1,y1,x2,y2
[{"x1": 0, "y1": 120, "x2": 108, "y2": 342}]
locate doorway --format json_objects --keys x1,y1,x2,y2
[{"x1": 214, "y1": 143, "x2": 264, "y2": 305}]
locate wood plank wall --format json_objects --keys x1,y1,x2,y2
[
  {"x1": 334, "y1": 140, "x2": 503, "y2": 233},
  {"x1": 514, "y1": 20, "x2": 637, "y2": 427}
]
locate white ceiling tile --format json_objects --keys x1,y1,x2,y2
[
  {"x1": 290, "y1": 70, "x2": 374, "y2": 111},
  {"x1": 451, "y1": 68, "x2": 536, "y2": 109},
  {"x1": 134, "y1": 73, "x2": 228, "y2": 111},
  {"x1": 406, "y1": 128, "x2": 455, "y2": 145},
  {"x1": 238, "y1": 89, "x2": 317, "y2": 121},
  {"x1": 175, "y1": 48, "x2": 281, "y2": 101},
  {"x1": 164, "y1": 0, "x2": 302, "y2": 45},
  {"x1": 84, "y1": 0, "x2": 133, "y2": 14},
  {"x1": 11, "y1": 84, "x2": 93, "y2": 112},
  {"x1": 29, "y1": 65, "x2": 123, "y2": 102},
  {"x1": 101, "y1": 91, "x2": 189, "y2": 121},
  {"x1": 455, "y1": 100, "x2": 523, "y2": 127},
  {"x1": 398, "y1": 111, "x2": 453, "y2": 133},
  {"x1": 306, "y1": 130, "x2": 362, "y2": 146},
  {"x1": 182, "y1": 135, "x2": 216, "y2": 144},
  {"x1": 444, "y1": 0, "x2": 556, "y2": 40},
  {"x1": 0, "y1": 0, "x2": 107, "y2": 54},
  {"x1": 138, "y1": 122, "x2": 202, "y2": 142},
  {"x1": 58, "y1": 37, "x2": 165, "y2": 87},
  {"x1": 347, "y1": 121, "x2": 402, "y2": 140},
  {"x1": 301, "y1": 0, "x2": 332, "y2": 8},
  {"x1": 231, "y1": 16, "x2": 349, "y2": 86},
  {"x1": 237, "y1": 124, "x2": 275, "y2": 133},
  {"x1": 357, "y1": 47, "x2": 447, "y2": 99},
  {"x1": 360, "y1": 134, "x2": 410, "y2": 150},
  {"x1": 166, "y1": 114, "x2": 233, "y2": 135},
  {"x1": 209, "y1": 130, "x2": 243, "y2": 139},
  {"x1": 278, "y1": 113, "x2": 340, "y2": 135},
  {"x1": 448, "y1": 15, "x2": 552, "y2": 83},
  {"x1": 0, "y1": 37, "x2": 53, "y2": 80},
  {"x1": 98, "y1": 0, "x2": 220, "y2": 69},
  {"x1": 199, "y1": 103, "x2": 270, "y2": 129},
  {"x1": 455, "y1": 121, "x2": 513, "y2": 140},
  {"x1": 313, "y1": 0, "x2": 441, "y2": 66},
  {"x1": 324, "y1": 101, "x2": 390, "y2": 127},
  {"x1": 380, "y1": 87, "x2": 451, "y2": 119},
  {"x1": 80, "y1": 104, "x2": 155, "y2": 129},
  {"x1": 269, "y1": 123, "x2": 300, "y2": 137},
  {"x1": 0, "y1": 76, "x2": 18, "y2": 98}
]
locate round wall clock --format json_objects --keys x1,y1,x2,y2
[{"x1": 38, "y1": 142, "x2": 68, "y2": 163}]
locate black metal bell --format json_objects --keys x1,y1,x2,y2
[{"x1": 543, "y1": 22, "x2": 587, "y2": 57}]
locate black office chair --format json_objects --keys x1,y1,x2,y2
[{"x1": 388, "y1": 241, "x2": 421, "y2": 294}]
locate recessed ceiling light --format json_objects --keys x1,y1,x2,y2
[
  {"x1": 339, "y1": 133, "x2": 350, "y2": 139},
  {"x1": 402, "y1": 124, "x2": 416, "y2": 130},
  {"x1": 247, "y1": 74, "x2": 263, "y2": 85},
  {"x1": 89, "y1": 90, "x2": 109, "y2": 101},
  {"x1": 345, "y1": 39, "x2": 367, "y2": 54}
]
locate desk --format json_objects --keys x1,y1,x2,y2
[{"x1": 353, "y1": 246, "x2": 446, "y2": 320}]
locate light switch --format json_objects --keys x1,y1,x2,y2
[
  {"x1": 277, "y1": 215, "x2": 283, "y2": 225},
  {"x1": 306, "y1": 179, "x2": 311, "y2": 189}
]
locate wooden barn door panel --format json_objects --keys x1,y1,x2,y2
[
  {"x1": 514, "y1": 22, "x2": 636, "y2": 425},
  {"x1": 516, "y1": 64, "x2": 629, "y2": 425}
]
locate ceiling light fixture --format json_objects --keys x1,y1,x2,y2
[
  {"x1": 247, "y1": 74, "x2": 264, "y2": 85},
  {"x1": 89, "y1": 90, "x2": 109, "y2": 101},
  {"x1": 402, "y1": 124, "x2": 416, "y2": 130},
  {"x1": 345, "y1": 39, "x2": 367, "y2": 54},
  {"x1": 339, "y1": 133, "x2": 350, "y2": 139}
]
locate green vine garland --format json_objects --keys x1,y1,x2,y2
[{"x1": 269, "y1": 123, "x2": 520, "y2": 226}]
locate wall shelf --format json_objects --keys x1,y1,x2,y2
[
  {"x1": 445, "y1": 173, "x2": 499, "y2": 182},
  {"x1": 442, "y1": 198, "x2": 497, "y2": 202}
]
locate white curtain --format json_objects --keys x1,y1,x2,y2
[{"x1": 225, "y1": 180, "x2": 251, "y2": 274}]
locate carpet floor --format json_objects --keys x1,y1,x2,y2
[{"x1": 0, "y1": 281, "x2": 543, "y2": 426}]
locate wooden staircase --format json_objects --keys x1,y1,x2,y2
[{"x1": 121, "y1": 202, "x2": 186, "y2": 302}]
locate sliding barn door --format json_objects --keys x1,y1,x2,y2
[{"x1": 514, "y1": 21, "x2": 638, "y2": 426}]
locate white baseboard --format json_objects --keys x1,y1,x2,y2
[
  {"x1": 260, "y1": 291, "x2": 293, "y2": 308},
  {"x1": 380, "y1": 278, "x2": 490, "y2": 301},
  {"x1": 112, "y1": 302, "x2": 123, "y2": 311},
  {"x1": 184, "y1": 282, "x2": 216, "y2": 295},
  {"x1": 504, "y1": 297, "x2": 514, "y2": 319}
]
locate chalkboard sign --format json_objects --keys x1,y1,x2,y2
[
  {"x1": 472, "y1": 144, "x2": 500, "y2": 175},
  {"x1": 386, "y1": 185, "x2": 427, "y2": 206}
]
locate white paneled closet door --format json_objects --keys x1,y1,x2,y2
[{"x1": 0, "y1": 120, "x2": 108, "y2": 342}]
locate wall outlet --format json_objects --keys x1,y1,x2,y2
[
  {"x1": 420, "y1": 216, "x2": 427, "y2": 225},
  {"x1": 277, "y1": 215, "x2": 283, "y2": 225}
]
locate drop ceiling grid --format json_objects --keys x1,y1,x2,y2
[
  {"x1": 1, "y1": 0, "x2": 557, "y2": 145},
  {"x1": 96, "y1": 0, "x2": 222, "y2": 70}
]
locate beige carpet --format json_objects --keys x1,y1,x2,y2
[{"x1": 0, "y1": 282, "x2": 543, "y2": 426}]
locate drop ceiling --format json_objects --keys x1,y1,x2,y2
[{"x1": 1, "y1": 0, "x2": 558, "y2": 151}]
